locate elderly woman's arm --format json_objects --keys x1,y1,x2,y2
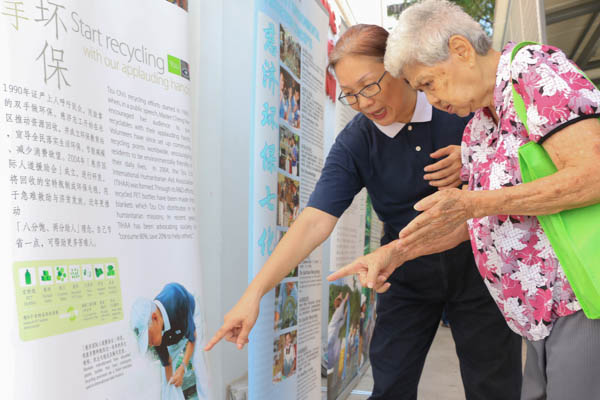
[
  {"x1": 398, "y1": 118, "x2": 600, "y2": 246},
  {"x1": 328, "y1": 222, "x2": 470, "y2": 290},
  {"x1": 474, "y1": 118, "x2": 600, "y2": 215}
]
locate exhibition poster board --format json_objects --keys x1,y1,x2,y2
[
  {"x1": 248, "y1": 0, "x2": 328, "y2": 398},
  {"x1": 1, "y1": 1, "x2": 208, "y2": 399}
]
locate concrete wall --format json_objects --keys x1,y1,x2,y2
[{"x1": 191, "y1": 1, "x2": 255, "y2": 398}]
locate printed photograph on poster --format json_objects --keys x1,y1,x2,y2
[
  {"x1": 278, "y1": 125, "x2": 300, "y2": 177},
  {"x1": 359, "y1": 288, "x2": 377, "y2": 366},
  {"x1": 277, "y1": 173, "x2": 300, "y2": 228},
  {"x1": 272, "y1": 330, "x2": 298, "y2": 383},
  {"x1": 279, "y1": 24, "x2": 301, "y2": 78},
  {"x1": 274, "y1": 280, "x2": 298, "y2": 330},
  {"x1": 286, "y1": 265, "x2": 298, "y2": 278},
  {"x1": 364, "y1": 197, "x2": 374, "y2": 254},
  {"x1": 130, "y1": 282, "x2": 208, "y2": 400},
  {"x1": 279, "y1": 68, "x2": 301, "y2": 129},
  {"x1": 327, "y1": 277, "x2": 361, "y2": 398}
]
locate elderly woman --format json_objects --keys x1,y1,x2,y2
[
  {"x1": 331, "y1": 0, "x2": 600, "y2": 398},
  {"x1": 206, "y1": 24, "x2": 522, "y2": 399}
]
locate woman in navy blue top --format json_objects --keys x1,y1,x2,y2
[{"x1": 207, "y1": 25, "x2": 522, "y2": 400}]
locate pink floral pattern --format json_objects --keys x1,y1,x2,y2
[{"x1": 460, "y1": 42, "x2": 600, "y2": 340}]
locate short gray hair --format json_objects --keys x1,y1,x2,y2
[{"x1": 384, "y1": 0, "x2": 491, "y2": 77}]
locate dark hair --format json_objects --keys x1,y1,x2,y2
[{"x1": 328, "y1": 24, "x2": 389, "y2": 73}]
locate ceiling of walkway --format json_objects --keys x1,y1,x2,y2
[{"x1": 544, "y1": 0, "x2": 600, "y2": 84}]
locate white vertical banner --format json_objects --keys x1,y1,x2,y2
[
  {"x1": 1, "y1": 1, "x2": 208, "y2": 399},
  {"x1": 248, "y1": 1, "x2": 328, "y2": 399}
]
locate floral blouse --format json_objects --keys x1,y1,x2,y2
[{"x1": 460, "y1": 42, "x2": 600, "y2": 340}]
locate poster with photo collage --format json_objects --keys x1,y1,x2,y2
[{"x1": 248, "y1": 0, "x2": 328, "y2": 399}]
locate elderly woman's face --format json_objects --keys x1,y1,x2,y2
[
  {"x1": 402, "y1": 45, "x2": 488, "y2": 117},
  {"x1": 335, "y1": 55, "x2": 416, "y2": 126}
]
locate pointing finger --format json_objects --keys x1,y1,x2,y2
[
  {"x1": 327, "y1": 261, "x2": 363, "y2": 282},
  {"x1": 204, "y1": 324, "x2": 231, "y2": 351}
]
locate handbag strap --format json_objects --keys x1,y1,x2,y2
[{"x1": 509, "y1": 41, "x2": 538, "y2": 132}]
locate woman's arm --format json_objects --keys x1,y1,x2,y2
[
  {"x1": 205, "y1": 207, "x2": 337, "y2": 350},
  {"x1": 250, "y1": 207, "x2": 336, "y2": 296},
  {"x1": 399, "y1": 118, "x2": 600, "y2": 246}
]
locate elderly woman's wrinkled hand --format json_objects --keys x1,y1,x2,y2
[
  {"x1": 399, "y1": 188, "x2": 474, "y2": 247},
  {"x1": 424, "y1": 145, "x2": 463, "y2": 190}
]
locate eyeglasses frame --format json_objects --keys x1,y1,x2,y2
[{"x1": 338, "y1": 71, "x2": 388, "y2": 105}]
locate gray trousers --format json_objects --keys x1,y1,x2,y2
[{"x1": 521, "y1": 310, "x2": 600, "y2": 400}]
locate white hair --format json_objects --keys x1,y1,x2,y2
[{"x1": 384, "y1": 0, "x2": 491, "y2": 77}]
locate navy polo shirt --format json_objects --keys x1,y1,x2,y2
[
  {"x1": 307, "y1": 102, "x2": 471, "y2": 249},
  {"x1": 154, "y1": 283, "x2": 196, "y2": 367}
]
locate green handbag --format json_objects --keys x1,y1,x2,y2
[{"x1": 511, "y1": 41, "x2": 600, "y2": 319}]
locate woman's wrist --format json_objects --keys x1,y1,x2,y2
[
  {"x1": 245, "y1": 282, "x2": 267, "y2": 302},
  {"x1": 464, "y1": 189, "x2": 485, "y2": 220},
  {"x1": 381, "y1": 241, "x2": 406, "y2": 267}
]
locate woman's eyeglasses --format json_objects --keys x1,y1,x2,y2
[{"x1": 338, "y1": 71, "x2": 387, "y2": 105}]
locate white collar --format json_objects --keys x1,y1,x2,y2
[
  {"x1": 154, "y1": 300, "x2": 171, "y2": 334},
  {"x1": 373, "y1": 91, "x2": 433, "y2": 138}
]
